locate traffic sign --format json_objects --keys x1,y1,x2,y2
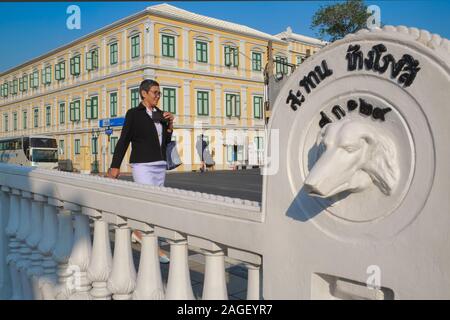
[{"x1": 99, "y1": 117, "x2": 125, "y2": 128}]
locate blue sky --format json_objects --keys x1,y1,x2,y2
[{"x1": 0, "y1": 1, "x2": 449, "y2": 73}]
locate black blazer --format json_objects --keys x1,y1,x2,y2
[{"x1": 110, "y1": 103, "x2": 172, "y2": 169}]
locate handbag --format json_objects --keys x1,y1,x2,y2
[{"x1": 166, "y1": 140, "x2": 182, "y2": 170}]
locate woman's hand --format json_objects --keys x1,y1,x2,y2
[{"x1": 163, "y1": 112, "x2": 175, "y2": 132}]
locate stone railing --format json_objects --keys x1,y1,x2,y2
[{"x1": 0, "y1": 164, "x2": 263, "y2": 300}]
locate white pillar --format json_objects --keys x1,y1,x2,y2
[
  {"x1": 107, "y1": 226, "x2": 136, "y2": 300},
  {"x1": 183, "y1": 27, "x2": 189, "y2": 69},
  {"x1": 68, "y1": 210, "x2": 92, "y2": 300},
  {"x1": 202, "y1": 250, "x2": 228, "y2": 300},
  {"x1": 52, "y1": 208, "x2": 74, "y2": 300},
  {"x1": 148, "y1": 21, "x2": 155, "y2": 65},
  {"x1": 133, "y1": 231, "x2": 164, "y2": 300},
  {"x1": 26, "y1": 194, "x2": 46, "y2": 300},
  {"x1": 165, "y1": 239, "x2": 194, "y2": 300},
  {"x1": 38, "y1": 198, "x2": 60, "y2": 300},
  {"x1": 16, "y1": 191, "x2": 33, "y2": 300},
  {"x1": 246, "y1": 264, "x2": 260, "y2": 300},
  {"x1": 6, "y1": 189, "x2": 22, "y2": 300},
  {"x1": 87, "y1": 217, "x2": 113, "y2": 300},
  {"x1": 0, "y1": 186, "x2": 12, "y2": 299}
]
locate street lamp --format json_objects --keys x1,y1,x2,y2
[{"x1": 91, "y1": 128, "x2": 99, "y2": 174}]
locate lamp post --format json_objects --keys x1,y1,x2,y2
[{"x1": 91, "y1": 128, "x2": 99, "y2": 174}]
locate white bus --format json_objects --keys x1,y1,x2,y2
[{"x1": 0, "y1": 135, "x2": 58, "y2": 169}]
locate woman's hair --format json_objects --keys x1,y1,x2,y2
[{"x1": 139, "y1": 79, "x2": 160, "y2": 99}]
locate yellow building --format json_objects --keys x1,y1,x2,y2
[{"x1": 0, "y1": 3, "x2": 324, "y2": 173}]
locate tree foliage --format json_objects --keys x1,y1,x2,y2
[{"x1": 311, "y1": 0, "x2": 371, "y2": 42}]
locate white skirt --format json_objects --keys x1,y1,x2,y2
[{"x1": 131, "y1": 161, "x2": 167, "y2": 187}]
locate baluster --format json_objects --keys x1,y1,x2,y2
[
  {"x1": 163, "y1": 229, "x2": 194, "y2": 300},
  {"x1": 5, "y1": 188, "x2": 21, "y2": 300},
  {"x1": 68, "y1": 208, "x2": 92, "y2": 300},
  {"x1": 188, "y1": 236, "x2": 227, "y2": 300},
  {"x1": 16, "y1": 191, "x2": 33, "y2": 300},
  {"x1": 38, "y1": 197, "x2": 60, "y2": 300},
  {"x1": 52, "y1": 207, "x2": 74, "y2": 300},
  {"x1": 86, "y1": 208, "x2": 112, "y2": 300},
  {"x1": 107, "y1": 215, "x2": 136, "y2": 300},
  {"x1": 246, "y1": 264, "x2": 261, "y2": 300},
  {"x1": 0, "y1": 186, "x2": 12, "y2": 299},
  {"x1": 130, "y1": 221, "x2": 164, "y2": 300},
  {"x1": 26, "y1": 194, "x2": 45, "y2": 300},
  {"x1": 202, "y1": 250, "x2": 228, "y2": 300},
  {"x1": 227, "y1": 248, "x2": 262, "y2": 300}
]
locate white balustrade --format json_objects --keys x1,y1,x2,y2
[
  {"x1": 26, "y1": 194, "x2": 45, "y2": 300},
  {"x1": 85, "y1": 208, "x2": 112, "y2": 300},
  {"x1": 52, "y1": 208, "x2": 74, "y2": 300},
  {"x1": 38, "y1": 197, "x2": 60, "y2": 300},
  {"x1": 5, "y1": 189, "x2": 22, "y2": 300},
  {"x1": 68, "y1": 208, "x2": 92, "y2": 300},
  {"x1": 16, "y1": 191, "x2": 33, "y2": 300},
  {"x1": 130, "y1": 221, "x2": 164, "y2": 300},
  {"x1": 188, "y1": 236, "x2": 227, "y2": 300},
  {"x1": 245, "y1": 264, "x2": 261, "y2": 300},
  {"x1": 0, "y1": 186, "x2": 11, "y2": 299},
  {"x1": 107, "y1": 215, "x2": 136, "y2": 300},
  {"x1": 164, "y1": 229, "x2": 194, "y2": 300}
]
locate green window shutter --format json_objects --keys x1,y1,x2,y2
[
  {"x1": 69, "y1": 102, "x2": 74, "y2": 121},
  {"x1": 226, "y1": 94, "x2": 232, "y2": 117},
  {"x1": 254, "y1": 96, "x2": 262, "y2": 119},
  {"x1": 55, "y1": 63, "x2": 60, "y2": 80},
  {"x1": 162, "y1": 35, "x2": 175, "y2": 58},
  {"x1": 233, "y1": 48, "x2": 239, "y2": 67},
  {"x1": 13, "y1": 113, "x2": 17, "y2": 130},
  {"x1": 224, "y1": 46, "x2": 231, "y2": 66},
  {"x1": 46, "y1": 106, "x2": 51, "y2": 126},
  {"x1": 110, "y1": 43, "x2": 118, "y2": 65},
  {"x1": 235, "y1": 95, "x2": 241, "y2": 117},
  {"x1": 46, "y1": 66, "x2": 52, "y2": 84},
  {"x1": 163, "y1": 88, "x2": 176, "y2": 114},
  {"x1": 23, "y1": 75, "x2": 27, "y2": 91},
  {"x1": 86, "y1": 51, "x2": 93, "y2": 71},
  {"x1": 131, "y1": 35, "x2": 140, "y2": 58},
  {"x1": 59, "y1": 103, "x2": 65, "y2": 124},
  {"x1": 93, "y1": 49, "x2": 99, "y2": 69},
  {"x1": 196, "y1": 41, "x2": 207, "y2": 63},
  {"x1": 75, "y1": 139, "x2": 80, "y2": 154},
  {"x1": 197, "y1": 91, "x2": 209, "y2": 116},
  {"x1": 110, "y1": 92, "x2": 117, "y2": 117},
  {"x1": 34, "y1": 109, "x2": 39, "y2": 127},
  {"x1": 41, "y1": 69, "x2": 45, "y2": 85},
  {"x1": 13, "y1": 79, "x2": 18, "y2": 94},
  {"x1": 60, "y1": 61, "x2": 66, "y2": 80},
  {"x1": 85, "y1": 98, "x2": 92, "y2": 119},
  {"x1": 252, "y1": 52, "x2": 261, "y2": 71},
  {"x1": 110, "y1": 137, "x2": 118, "y2": 154},
  {"x1": 70, "y1": 57, "x2": 75, "y2": 75},
  {"x1": 130, "y1": 88, "x2": 139, "y2": 108},
  {"x1": 91, "y1": 96, "x2": 98, "y2": 119},
  {"x1": 75, "y1": 100, "x2": 80, "y2": 121},
  {"x1": 74, "y1": 56, "x2": 80, "y2": 75}
]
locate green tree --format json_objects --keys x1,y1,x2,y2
[{"x1": 311, "y1": 0, "x2": 371, "y2": 42}]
